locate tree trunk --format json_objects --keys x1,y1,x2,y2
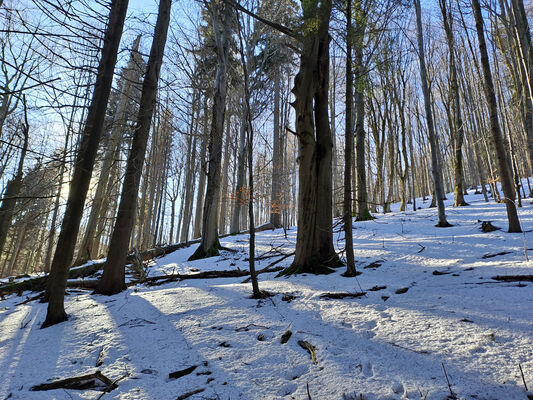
[
  {"x1": 270, "y1": 70, "x2": 282, "y2": 228},
  {"x1": 76, "y1": 35, "x2": 142, "y2": 263},
  {"x1": 95, "y1": 0, "x2": 172, "y2": 295},
  {"x1": 343, "y1": 0, "x2": 356, "y2": 276},
  {"x1": 189, "y1": 0, "x2": 233, "y2": 260},
  {"x1": 439, "y1": 0, "x2": 468, "y2": 207},
  {"x1": 42, "y1": 0, "x2": 129, "y2": 327},
  {"x1": 280, "y1": 0, "x2": 340, "y2": 276},
  {"x1": 414, "y1": 0, "x2": 451, "y2": 227},
  {"x1": 218, "y1": 115, "x2": 232, "y2": 234},
  {"x1": 0, "y1": 111, "x2": 28, "y2": 258},
  {"x1": 192, "y1": 99, "x2": 209, "y2": 239},
  {"x1": 353, "y1": 1, "x2": 371, "y2": 221},
  {"x1": 230, "y1": 107, "x2": 247, "y2": 234},
  {"x1": 472, "y1": 0, "x2": 521, "y2": 232}
]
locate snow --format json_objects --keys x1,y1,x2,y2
[{"x1": 1, "y1": 190, "x2": 532, "y2": 399}]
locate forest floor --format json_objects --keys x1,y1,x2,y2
[{"x1": 1, "y1": 190, "x2": 533, "y2": 400}]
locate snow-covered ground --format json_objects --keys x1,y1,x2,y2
[{"x1": 1, "y1": 190, "x2": 532, "y2": 399}]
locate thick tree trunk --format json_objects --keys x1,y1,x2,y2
[
  {"x1": 414, "y1": 0, "x2": 451, "y2": 227},
  {"x1": 95, "y1": 0, "x2": 172, "y2": 295},
  {"x1": 42, "y1": 0, "x2": 129, "y2": 328},
  {"x1": 189, "y1": 0, "x2": 233, "y2": 260},
  {"x1": 280, "y1": 0, "x2": 340, "y2": 276},
  {"x1": 472, "y1": 0, "x2": 521, "y2": 232}
]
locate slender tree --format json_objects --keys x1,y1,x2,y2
[
  {"x1": 344, "y1": 0, "x2": 357, "y2": 276},
  {"x1": 95, "y1": 0, "x2": 172, "y2": 295},
  {"x1": 189, "y1": 0, "x2": 234, "y2": 260},
  {"x1": 42, "y1": 0, "x2": 130, "y2": 328},
  {"x1": 414, "y1": 0, "x2": 451, "y2": 227},
  {"x1": 471, "y1": 0, "x2": 521, "y2": 232}
]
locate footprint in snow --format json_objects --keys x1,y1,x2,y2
[
  {"x1": 282, "y1": 364, "x2": 309, "y2": 381},
  {"x1": 277, "y1": 381, "x2": 297, "y2": 396},
  {"x1": 362, "y1": 361, "x2": 373, "y2": 377}
]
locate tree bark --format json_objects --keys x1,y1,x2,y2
[
  {"x1": 0, "y1": 105, "x2": 28, "y2": 258},
  {"x1": 76, "y1": 35, "x2": 142, "y2": 263},
  {"x1": 189, "y1": 0, "x2": 233, "y2": 260},
  {"x1": 42, "y1": 0, "x2": 130, "y2": 327},
  {"x1": 95, "y1": 0, "x2": 172, "y2": 295},
  {"x1": 343, "y1": 0, "x2": 356, "y2": 276},
  {"x1": 439, "y1": 0, "x2": 468, "y2": 207},
  {"x1": 414, "y1": 0, "x2": 451, "y2": 227},
  {"x1": 353, "y1": 1, "x2": 371, "y2": 221},
  {"x1": 279, "y1": 0, "x2": 340, "y2": 276},
  {"x1": 472, "y1": 0, "x2": 521, "y2": 232},
  {"x1": 270, "y1": 70, "x2": 282, "y2": 228}
]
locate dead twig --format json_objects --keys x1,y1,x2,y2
[
  {"x1": 519, "y1": 363, "x2": 528, "y2": 392},
  {"x1": 176, "y1": 388, "x2": 205, "y2": 400},
  {"x1": 235, "y1": 323, "x2": 269, "y2": 332},
  {"x1": 442, "y1": 363, "x2": 456, "y2": 399}
]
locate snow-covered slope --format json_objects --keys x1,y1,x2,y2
[{"x1": 0, "y1": 190, "x2": 532, "y2": 399}]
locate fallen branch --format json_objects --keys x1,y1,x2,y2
[
  {"x1": 482, "y1": 251, "x2": 512, "y2": 259},
  {"x1": 319, "y1": 292, "x2": 366, "y2": 299},
  {"x1": 169, "y1": 365, "x2": 197, "y2": 380},
  {"x1": 139, "y1": 269, "x2": 250, "y2": 286},
  {"x1": 491, "y1": 275, "x2": 533, "y2": 282},
  {"x1": 235, "y1": 323, "x2": 269, "y2": 332},
  {"x1": 176, "y1": 388, "x2": 205, "y2": 400},
  {"x1": 31, "y1": 371, "x2": 117, "y2": 392},
  {"x1": 363, "y1": 260, "x2": 384, "y2": 269},
  {"x1": 298, "y1": 340, "x2": 318, "y2": 365}
]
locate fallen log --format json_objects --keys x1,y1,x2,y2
[
  {"x1": 0, "y1": 241, "x2": 198, "y2": 297},
  {"x1": 0, "y1": 262, "x2": 104, "y2": 297},
  {"x1": 491, "y1": 275, "x2": 533, "y2": 282},
  {"x1": 319, "y1": 292, "x2": 366, "y2": 299},
  {"x1": 142, "y1": 266, "x2": 284, "y2": 287},
  {"x1": 31, "y1": 370, "x2": 117, "y2": 392}
]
